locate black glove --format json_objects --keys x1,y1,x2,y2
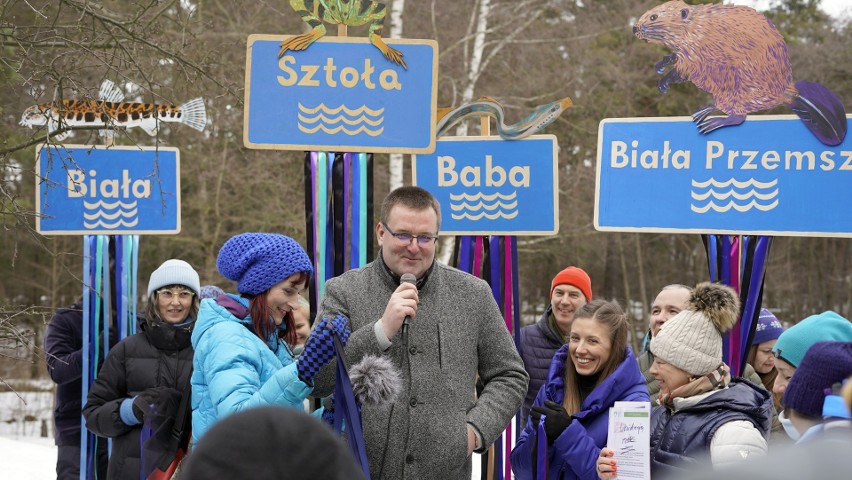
[
  {"x1": 531, "y1": 400, "x2": 573, "y2": 443},
  {"x1": 132, "y1": 386, "x2": 178, "y2": 423}
]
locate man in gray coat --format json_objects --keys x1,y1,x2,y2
[{"x1": 313, "y1": 186, "x2": 528, "y2": 480}]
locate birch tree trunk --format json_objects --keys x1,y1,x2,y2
[
  {"x1": 436, "y1": 0, "x2": 493, "y2": 266},
  {"x1": 388, "y1": 0, "x2": 406, "y2": 192}
]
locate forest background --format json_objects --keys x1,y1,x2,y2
[{"x1": 1, "y1": 0, "x2": 851, "y2": 381}]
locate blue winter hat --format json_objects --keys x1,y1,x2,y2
[
  {"x1": 216, "y1": 233, "x2": 313, "y2": 295},
  {"x1": 752, "y1": 308, "x2": 784, "y2": 346},
  {"x1": 773, "y1": 311, "x2": 852, "y2": 368},
  {"x1": 782, "y1": 341, "x2": 852, "y2": 418}
]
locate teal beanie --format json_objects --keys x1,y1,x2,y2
[{"x1": 772, "y1": 311, "x2": 852, "y2": 367}]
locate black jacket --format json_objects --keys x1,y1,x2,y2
[
  {"x1": 83, "y1": 319, "x2": 193, "y2": 480},
  {"x1": 518, "y1": 305, "x2": 564, "y2": 425}
]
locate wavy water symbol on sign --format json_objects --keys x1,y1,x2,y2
[
  {"x1": 297, "y1": 103, "x2": 384, "y2": 136},
  {"x1": 690, "y1": 178, "x2": 779, "y2": 213},
  {"x1": 83, "y1": 200, "x2": 139, "y2": 229},
  {"x1": 449, "y1": 192, "x2": 519, "y2": 220}
]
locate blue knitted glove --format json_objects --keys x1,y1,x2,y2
[{"x1": 297, "y1": 314, "x2": 350, "y2": 385}]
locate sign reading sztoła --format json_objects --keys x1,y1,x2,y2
[
  {"x1": 413, "y1": 135, "x2": 559, "y2": 235},
  {"x1": 596, "y1": 115, "x2": 852, "y2": 237},
  {"x1": 36, "y1": 144, "x2": 180, "y2": 234},
  {"x1": 245, "y1": 36, "x2": 438, "y2": 153}
]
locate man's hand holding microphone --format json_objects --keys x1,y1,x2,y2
[{"x1": 381, "y1": 273, "x2": 419, "y2": 340}]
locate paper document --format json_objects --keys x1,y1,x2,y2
[{"x1": 606, "y1": 401, "x2": 651, "y2": 480}]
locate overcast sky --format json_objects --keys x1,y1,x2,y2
[{"x1": 731, "y1": 0, "x2": 851, "y2": 19}]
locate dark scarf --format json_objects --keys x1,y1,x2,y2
[
  {"x1": 377, "y1": 249, "x2": 435, "y2": 290},
  {"x1": 143, "y1": 318, "x2": 194, "y2": 351},
  {"x1": 577, "y1": 370, "x2": 602, "y2": 406}
]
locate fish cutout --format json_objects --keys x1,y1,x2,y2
[
  {"x1": 20, "y1": 80, "x2": 207, "y2": 141},
  {"x1": 436, "y1": 96, "x2": 572, "y2": 140}
]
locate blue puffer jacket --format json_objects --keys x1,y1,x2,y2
[
  {"x1": 511, "y1": 344, "x2": 649, "y2": 480},
  {"x1": 190, "y1": 295, "x2": 311, "y2": 443},
  {"x1": 519, "y1": 305, "x2": 564, "y2": 425}
]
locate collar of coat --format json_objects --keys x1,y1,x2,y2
[{"x1": 376, "y1": 248, "x2": 435, "y2": 291}]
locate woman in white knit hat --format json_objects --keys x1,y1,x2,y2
[
  {"x1": 596, "y1": 282, "x2": 773, "y2": 479},
  {"x1": 83, "y1": 259, "x2": 201, "y2": 480}
]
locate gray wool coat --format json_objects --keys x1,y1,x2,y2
[{"x1": 313, "y1": 256, "x2": 528, "y2": 480}]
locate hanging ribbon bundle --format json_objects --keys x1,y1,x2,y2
[
  {"x1": 304, "y1": 150, "x2": 374, "y2": 476},
  {"x1": 703, "y1": 234, "x2": 772, "y2": 377},
  {"x1": 304, "y1": 152, "x2": 373, "y2": 317},
  {"x1": 453, "y1": 234, "x2": 521, "y2": 480},
  {"x1": 80, "y1": 234, "x2": 139, "y2": 479}
]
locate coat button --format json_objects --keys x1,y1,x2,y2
[
  {"x1": 406, "y1": 454, "x2": 414, "y2": 464},
  {"x1": 409, "y1": 346, "x2": 417, "y2": 355},
  {"x1": 409, "y1": 397, "x2": 418, "y2": 407}
]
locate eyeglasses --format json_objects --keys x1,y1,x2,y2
[
  {"x1": 382, "y1": 223, "x2": 438, "y2": 246},
  {"x1": 157, "y1": 289, "x2": 194, "y2": 301}
]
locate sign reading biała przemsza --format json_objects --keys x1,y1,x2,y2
[
  {"x1": 596, "y1": 115, "x2": 852, "y2": 237},
  {"x1": 36, "y1": 144, "x2": 180, "y2": 234}
]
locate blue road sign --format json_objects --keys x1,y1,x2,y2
[
  {"x1": 36, "y1": 145, "x2": 181, "y2": 234},
  {"x1": 596, "y1": 115, "x2": 852, "y2": 237},
  {"x1": 413, "y1": 136, "x2": 559, "y2": 235},
  {"x1": 244, "y1": 36, "x2": 438, "y2": 154}
]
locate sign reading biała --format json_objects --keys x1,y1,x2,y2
[
  {"x1": 413, "y1": 135, "x2": 559, "y2": 235},
  {"x1": 36, "y1": 145, "x2": 180, "y2": 234},
  {"x1": 596, "y1": 115, "x2": 852, "y2": 237},
  {"x1": 244, "y1": 36, "x2": 438, "y2": 153}
]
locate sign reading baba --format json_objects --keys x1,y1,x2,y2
[
  {"x1": 244, "y1": 35, "x2": 438, "y2": 154},
  {"x1": 36, "y1": 145, "x2": 180, "y2": 234},
  {"x1": 596, "y1": 115, "x2": 852, "y2": 237},
  {"x1": 413, "y1": 135, "x2": 559, "y2": 236}
]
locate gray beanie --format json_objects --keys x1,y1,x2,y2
[
  {"x1": 147, "y1": 259, "x2": 201, "y2": 296},
  {"x1": 650, "y1": 282, "x2": 739, "y2": 376}
]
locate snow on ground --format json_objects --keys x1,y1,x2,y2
[
  {"x1": 1, "y1": 388, "x2": 58, "y2": 478},
  {"x1": 0, "y1": 434, "x2": 57, "y2": 479}
]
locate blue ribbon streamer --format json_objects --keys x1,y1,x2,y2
[
  {"x1": 350, "y1": 153, "x2": 362, "y2": 270},
  {"x1": 536, "y1": 417, "x2": 548, "y2": 480},
  {"x1": 332, "y1": 334, "x2": 371, "y2": 479}
]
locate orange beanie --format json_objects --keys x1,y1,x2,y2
[{"x1": 550, "y1": 266, "x2": 592, "y2": 301}]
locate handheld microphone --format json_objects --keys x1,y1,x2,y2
[{"x1": 400, "y1": 273, "x2": 417, "y2": 342}]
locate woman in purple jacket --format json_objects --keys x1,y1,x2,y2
[{"x1": 511, "y1": 300, "x2": 649, "y2": 480}]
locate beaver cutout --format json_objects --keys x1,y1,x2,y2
[{"x1": 634, "y1": 0, "x2": 847, "y2": 146}]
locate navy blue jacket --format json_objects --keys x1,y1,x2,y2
[
  {"x1": 519, "y1": 305, "x2": 564, "y2": 425},
  {"x1": 511, "y1": 344, "x2": 649, "y2": 480},
  {"x1": 44, "y1": 304, "x2": 88, "y2": 445},
  {"x1": 650, "y1": 379, "x2": 772, "y2": 476}
]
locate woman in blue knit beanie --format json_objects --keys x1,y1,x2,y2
[
  {"x1": 745, "y1": 308, "x2": 785, "y2": 436},
  {"x1": 189, "y1": 233, "x2": 349, "y2": 443}
]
